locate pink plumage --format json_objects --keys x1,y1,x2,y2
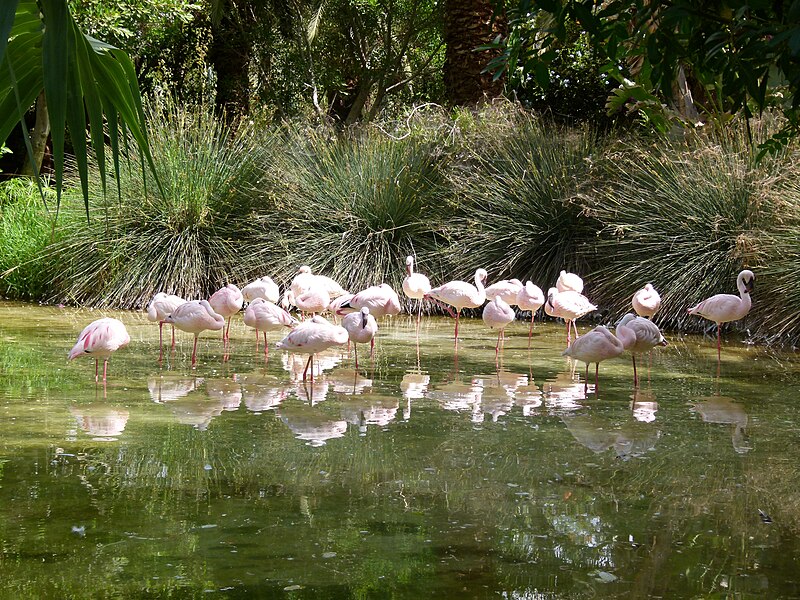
[
  {"x1": 165, "y1": 299, "x2": 225, "y2": 366},
  {"x1": 562, "y1": 325, "x2": 623, "y2": 392},
  {"x1": 209, "y1": 283, "x2": 244, "y2": 343},
  {"x1": 426, "y1": 268, "x2": 488, "y2": 344},
  {"x1": 632, "y1": 283, "x2": 661, "y2": 318},
  {"x1": 343, "y1": 283, "x2": 402, "y2": 318},
  {"x1": 276, "y1": 315, "x2": 349, "y2": 381},
  {"x1": 243, "y1": 298, "x2": 298, "y2": 355},
  {"x1": 68, "y1": 317, "x2": 130, "y2": 382}
]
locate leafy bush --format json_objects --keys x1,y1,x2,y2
[{"x1": 47, "y1": 98, "x2": 277, "y2": 308}]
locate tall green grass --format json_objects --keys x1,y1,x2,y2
[
  {"x1": 262, "y1": 125, "x2": 452, "y2": 293},
  {"x1": 585, "y1": 130, "x2": 773, "y2": 331},
  {"x1": 445, "y1": 110, "x2": 600, "y2": 287},
  {"x1": 46, "y1": 98, "x2": 277, "y2": 308}
]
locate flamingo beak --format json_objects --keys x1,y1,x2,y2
[{"x1": 745, "y1": 278, "x2": 755, "y2": 293}]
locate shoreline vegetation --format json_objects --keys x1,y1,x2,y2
[{"x1": 1, "y1": 100, "x2": 798, "y2": 346}]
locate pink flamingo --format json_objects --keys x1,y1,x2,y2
[
  {"x1": 146, "y1": 292, "x2": 186, "y2": 361},
  {"x1": 209, "y1": 283, "x2": 243, "y2": 343},
  {"x1": 342, "y1": 307, "x2": 378, "y2": 368},
  {"x1": 556, "y1": 270, "x2": 584, "y2": 294},
  {"x1": 425, "y1": 268, "x2": 488, "y2": 345},
  {"x1": 516, "y1": 281, "x2": 545, "y2": 347},
  {"x1": 546, "y1": 287, "x2": 597, "y2": 345},
  {"x1": 295, "y1": 285, "x2": 331, "y2": 316},
  {"x1": 402, "y1": 256, "x2": 431, "y2": 327},
  {"x1": 688, "y1": 269, "x2": 755, "y2": 360},
  {"x1": 482, "y1": 296, "x2": 516, "y2": 357},
  {"x1": 341, "y1": 283, "x2": 402, "y2": 318},
  {"x1": 329, "y1": 293, "x2": 355, "y2": 318},
  {"x1": 484, "y1": 278, "x2": 523, "y2": 305},
  {"x1": 68, "y1": 317, "x2": 130, "y2": 382},
  {"x1": 562, "y1": 325, "x2": 624, "y2": 392},
  {"x1": 242, "y1": 276, "x2": 280, "y2": 304},
  {"x1": 276, "y1": 315, "x2": 349, "y2": 382},
  {"x1": 165, "y1": 300, "x2": 225, "y2": 367},
  {"x1": 243, "y1": 298, "x2": 298, "y2": 355},
  {"x1": 290, "y1": 265, "x2": 348, "y2": 300},
  {"x1": 632, "y1": 283, "x2": 661, "y2": 318},
  {"x1": 616, "y1": 313, "x2": 668, "y2": 386}
]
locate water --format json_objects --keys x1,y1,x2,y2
[{"x1": 1, "y1": 300, "x2": 799, "y2": 598}]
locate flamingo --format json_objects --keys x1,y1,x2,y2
[
  {"x1": 68, "y1": 317, "x2": 130, "y2": 382},
  {"x1": 632, "y1": 283, "x2": 661, "y2": 318},
  {"x1": 295, "y1": 285, "x2": 331, "y2": 316},
  {"x1": 616, "y1": 313, "x2": 668, "y2": 386},
  {"x1": 146, "y1": 292, "x2": 186, "y2": 361},
  {"x1": 329, "y1": 293, "x2": 355, "y2": 318},
  {"x1": 340, "y1": 283, "x2": 402, "y2": 318},
  {"x1": 243, "y1": 298, "x2": 298, "y2": 355},
  {"x1": 290, "y1": 265, "x2": 348, "y2": 301},
  {"x1": 425, "y1": 268, "x2": 488, "y2": 345},
  {"x1": 402, "y1": 255, "x2": 431, "y2": 327},
  {"x1": 562, "y1": 325, "x2": 624, "y2": 392},
  {"x1": 688, "y1": 269, "x2": 755, "y2": 360},
  {"x1": 484, "y1": 278, "x2": 523, "y2": 305},
  {"x1": 546, "y1": 287, "x2": 597, "y2": 345},
  {"x1": 276, "y1": 315, "x2": 349, "y2": 382},
  {"x1": 165, "y1": 300, "x2": 225, "y2": 367},
  {"x1": 482, "y1": 296, "x2": 516, "y2": 357},
  {"x1": 556, "y1": 270, "x2": 584, "y2": 294},
  {"x1": 209, "y1": 283, "x2": 243, "y2": 344},
  {"x1": 242, "y1": 276, "x2": 280, "y2": 304},
  {"x1": 342, "y1": 307, "x2": 378, "y2": 368},
  {"x1": 516, "y1": 281, "x2": 545, "y2": 347}
]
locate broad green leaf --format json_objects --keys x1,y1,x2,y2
[
  {"x1": 41, "y1": 0, "x2": 68, "y2": 209},
  {"x1": 0, "y1": 0, "x2": 20, "y2": 69}
]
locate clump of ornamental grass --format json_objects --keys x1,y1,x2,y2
[
  {"x1": 584, "y1": 129, "x2": 773, "y2": 332},
  {"x1": 262, "y1": 125, "x2": 452, "y2": 294},
  {"x1": 46, "y1": 98, "x2": 277, "y2": 308},
  {"x1": 445, "y1": 114, "x2": 599, "y2": 288},
  {"x1": 0, "y1": 179, "x2": 62, "y2": 300}
]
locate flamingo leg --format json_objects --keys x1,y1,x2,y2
[
  {"x1": 528, "y1": 313, "x2": 534, "y2": 349},
  {"x1": 95, "y1": 359, "x2": 99, "y2": 383},
  {"x1": 717, "y1": 322, "x2": 722, "y2": 361},
  {"x1": 191, "y1": 334, "x2": 199, "y2": 367},
  {"x1": 632, "y1": 354, "x2": 639, "y2": 387},
  {"x1": 454, "y1": 309, "x2": 461, "y2": 345},
  {"x1": 263, "y1": 332, "x2": 269, "y2": 356},
  {"x1": 583, "y1": 363, "x2": 589, "y2": 393},
  {"x1": 225, "y1": 317, "x2": 232, "y2": 344},
  {"x1": 416, "y1": 301, "x2": 422, "y2": 334},
  {"x1": 572, "y1": 320, "x2": 580, "y2": 340},
  {"x1": 103, "y1": 359, "x2": 109, "y2": 382},
  {"x1": 495, "y1": 330, "x2": 501, "y2": 357},
  {"x1": 158, "y1": 321, "x2": 164, "y2": 362},
  {"x1": 370, "y1": 337, "x2": 375, "y2": 358},
  {"x1": 354, "y1": 344, "x2": 359, "y2": 370},
  {"x1": 171, "y1": 324, "x2": 176, "y2": 349},
  {"x1": 595, "y1": 363, "x2": 599, "y2": 393},
  {"x1": 566, "y1": 320, "x2": 571, "y2": 345},
  {"x1": 302, "y1": 354, "x2": 312, "y2": 382}
]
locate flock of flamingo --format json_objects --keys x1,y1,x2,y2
[{"x1": 67, "y1": 257, "x2": 756, "y2": 389}]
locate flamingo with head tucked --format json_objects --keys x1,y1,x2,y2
[
  {"x1": 242, "y1": 276, "x2": 280, "y2": 304},
  {"x1": 616, "y1": 313, "x2": 668, "y2": 386},
  {"x1": 402, "y1": 256, "x2": 431, "y2": 327},
  {"x1": 425, "y1": 268, "x2": 488, "y2": 345},
  {"x1": 547, "y1": 287, "x2": 597, "y2": 345},
  {"x1": 342, "y1": 307, "x2": 378, "y2": 368},
  {"x1": 562, "y1": 325, "x2": 624, "y2": 393},
  {"x1": 516, "y1": 281, "x2": 545, "y2": 347},
  {"x1": 484, "y1": 278, "x2": 523, "y2": 306},
  {"x1": 688, "y1": 269, "x2": 755, "y2": 360},
  {"x1": 165, "y1": 300, "x2": 225, "y2": 367},
  {"x1": 632, "y1": 283, "x2": 661, "y2": 318},
  {"x1": 276, "y1": 315, "x2": 349, "y2": 382},
  {"x1": 68, "y1": 317, "x2": 130, "y2": 382},
  {"x1": 482, "y1": 296, "x2": 516, "y2": 357},
  {"x1": 243, "y1": 298, "x2": 298, "y2": 355},
  {"x1": 340, "y1": 283, "x2": 402, "y2": 319},
  {"x1": 557, "y1": 270, "x2": 584, "y2": 294},
  {"x1": 146, "y1": 292, "x2": 186, "y2": 361},
  {"x1": 209, "y1": 283, "x2": 243, "y2": 344}
]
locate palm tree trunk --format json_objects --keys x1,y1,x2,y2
[{"x1": 21, "y1": 91, "x2": 50, "y2": 177}]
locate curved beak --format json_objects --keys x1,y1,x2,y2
[{"x1": 745, "y1": 278, "x2": 755, "y2": 293}]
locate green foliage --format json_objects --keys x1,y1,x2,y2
[
  {"x1": 46, "y1": 98, "x2": 275, "y2": 308},
  {"x1": 446, "y1": 108, "x2": 599, "y2": 286},
  {"x1": 265, "y1": 123, "x2": 452, "y2": 293},
  {"x1": 584, "y1": 128, "x2": 772, "y2": 331},
  {"x1": 0, "y1": 179, "x2": 58, "y2": 299}
]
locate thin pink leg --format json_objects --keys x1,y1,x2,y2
[
  {"x1": 528, "y1": 314, "x2": 534, "y2": 349},
  {"x1": 95, "y1": 359, "x2": 99, "y2": 383},
  {"x1": 370, "y1": 337, "x2": 375, "y2": 358},
  {"x1": 632, "y1": 354, "x2": 638, "y2": 387},
  {"x1": 583, "y1": 363, "x2": 589, "y2": 394},
  {"x1": 171, "y1": 325, "x2": 176, "y2": 349},
  {"x1": 303, "y1": 355, "x2": 312, "y2": 382},
  {"x1": 263, "y1": 332, "x2": 269, "y2": 356},
  {"x1": 103, "y1": 359, "x2": 109, "y2": 382},
  {"x1": 191, "y1": 334, "x2": 199, "y2": 367},
  {"x1": 354, "y1": 344, "x2": 359, "y2": 370},
  {"x1": 158, "y1": 321, "x2": 164, "y2": 362},
  {"x1": 225, "y1": 317, "x2": 231, "y2": 344},
  {"x1": 454, "y1": 310, "x2": 460, "y2": 345},
  {"x1": 495, "y1": 331, "x2": 501, "y2": 357},
  {"x1": 717, "y1": 323, "x2": 722, "y2": 361},
  {"x1": 595, "y1": 363, "x2": 599, "y2": 392},
  {"x1": 566, "y1": 321, "x2": 571, "y2": 345}
]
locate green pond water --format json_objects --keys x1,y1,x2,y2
[{"x1": 1, "y1": 300, "x2": 799, "y2": 598}]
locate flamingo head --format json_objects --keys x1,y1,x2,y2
[
  {"x1": 738, "y1": 270, "x2": 755, "y2": 293},
  {"x1": 360, "y1": 306, "x2": 370, "y2": 328},
  {"x1": 298, "y1": 265, "x2": 312, "y2": 274},
  {"x1": 476, "y1": 268, "x2": 488, "y2": 284}
]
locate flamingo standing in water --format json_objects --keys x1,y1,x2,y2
[
  {"x1": 402, "y1": 256, "x2": 431, "y2": 328},
  {"x1": 616, "y1": 313, "x2": 668, "y2": 386},
  {"x1": 146, "y1": 292, "x2": 186, "y2": 361},
  {"x1": 242, "y1": 276, "x2": 280, "y2": 304},
  {"x1": 342, "y1": 307, "x2": 378, "y2": 368},
  {"x1": 632, "y1": 283, "x2": 661, "y2": 318},
  {"x1": 562, "y1": 325, "x2": 624, "y2": 393},
  {"x1": 547, "y1": 287, "x2": 597, "y2": 345},
  {"x1": 425, "y1": 268, "x2": 488, "y2": 345},
  {"x1": 276, "y1": 315, "x2": 349, "y2": 382},
  {"x1": 484, "y1": 278, "x2": 523, "y2": 305},
  {"x1": 688, "y1": 269, "x2": 755, "y2": 360},
  {"x1": 69, "y1": 318, "x2": 130, "y2": 382},
  {"x1": 340, "y1": 283, "x2": 402, "y2": 318},
  {"x1": 295, "y1": 285, "x2": 331, "y2": 317},
  {"x1": 209, "y1": 283, "x2": 243, "y2": 344},
  {"x1": 557, "y1": 270, "x2": 584, "y2": 294},
  {"x1": 516, "y1": 281, "x2": 545, "y2": 347},
  {"x1": 482, "y1": 296, "x2": 516, "y2": 357},
  {"x1": 243, "y1": 298, "x2": 298, "y2": 355},
  {"x1": 165, "y1": 300, "x2": 225, "y2": 367}
]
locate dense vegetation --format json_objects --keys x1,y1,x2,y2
[{"x1": 1, "y1": 102, "x2": 798, "y2": 345}]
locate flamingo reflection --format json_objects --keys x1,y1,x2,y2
[
  {"x1": 690, "y1": 396, "x2": 751, "y2": 454},
  {"x1": 70, "y1": 404, "x2": 129, "y2": 440},
  {"x1": 278, "y1": 404, "x2": 348, "y2": 446}
]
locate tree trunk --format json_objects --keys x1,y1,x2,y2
[
  {"x1": 209, "y1": 0, "x2": 251, "y2": 119},
  {"x1": 21, "y1": 91, "x2": 50, "y2": 177},
  {"x1": 443, "y1": 0, "x2": 506, "y2": 106}
]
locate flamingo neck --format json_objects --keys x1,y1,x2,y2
[{"x1": 616, "y1": 324, "x2": 636, "y2": 350}]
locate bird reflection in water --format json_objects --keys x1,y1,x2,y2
[
  {"x1": 148, "y1": 374, "x2": 204, "y2": 404},
  {"x1": 70, "y1": 404, "x2": 129, "y2": 441},
  {"x1": 562, "y1": 414, "x2": 660, "y2": 460},
  {"x1": 278, "y1": 404, "x2": 348, "y2": 446},
  {"x1": 341, "y1": 395, "x2": 399, "y2": 433},
  {"x1": 544, "y1": 365, "x2": 587, "y2": 413},
  {"x1": 690, "y1": 396, "x2": 751, "y2": 454},
  {"x1": 282, "y1": 349, "x2": 342, "y2": 382},
  {"x1": 631, "y1": 388, "x2": 658, "y2": 423},
  {"x1": 205, "y1": 378, "x2": 242, "y2": 412},
  {"x1": 154, "y1": 377, "x2": 240, "y2": 430},
  {"x1": 427, "y1": 375, "x2": 483, "y2": 423},
  {"x1": 328, "y1": 368, "x2": 373, "y2": 395},
  {"x1": 400, "y1": 369, "x2": 429, "y2": 420},
  {"x1": 471, "y1": 370, "x2": 526, "y2": 422},
  {"x1": 236, "y1": 372, "x2": 290, "y2": 413}
]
